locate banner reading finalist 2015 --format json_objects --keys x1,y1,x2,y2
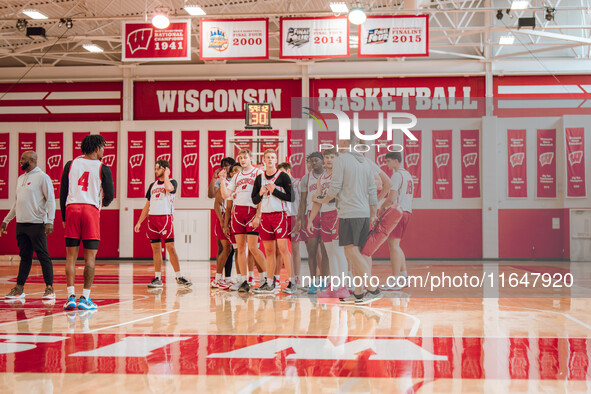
[
  {"x1": 280, "y1": 17, "x2": 349, "y2": 59},
  {"x1": 200, "y1": 19, "x2": 268, "y2": 60},
  {"x1": 358, "y1": 15, "x2": 428, "y2": 57},
  {"x1": 122, "y1": 20, "x2": 191, "y2": 61}
]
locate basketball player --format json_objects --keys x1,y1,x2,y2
[
  {"x1": 219, "y1": 149, "x2": 267, "y2": 292},
  {"x1": 298, "y1": 152, "x2": 327, "y2": 293},
  {"x1": 134, "y1": 159, "x2": 192, "y2": 289},
  {"x1": 251, "y1": 149, "x2": 295, "y2": 294},
  {"x1": 307, "y1": 149, "x2": 349, "y2": 299},
  {"x1": 60, "y1": 134, "x2": 114, "y2": 311},
  {"x1": 383, "y1": 152, "x2": 413, "y2": 288},
  {"x1": 277, "y1": 162, "x2": 302, "y2": 287},
  {"x1": 211, "y1": 164, "x2": 234, "y2": 290}
]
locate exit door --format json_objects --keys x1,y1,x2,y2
[{"x1": 173, "y1": 210, "x2": 210, "y2": 261}]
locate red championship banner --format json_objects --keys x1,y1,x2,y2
[
  {"x1": 318, "y1": 131, "x2": 337, "y2": 151},
  {"x1": 432, "y1": 130, "x2": 453, "y2": 199},
  {"x1": 18, "y1": 133, "x2": 36, "y2": 176},
  {"x1": 200, "y1": 19, "x2": 268, "y2": 60},
  {"x1": 260, "y1": 130, "x2": 279, "y2": 161},
  {"x1": 537, "y1": 129, "x2": 557, "y2": 198},
  {"x1": 72, "y1": 132, "x2": 89, "y2": 159},
  {"x1": 234, "y1": 130, "x2": 253, "y2": 159},
  {"x1": 507, "y1": 129, "x2": 527, "y2": 198},
  {"x1": 280, "y1": 17, "x2": 349, "y2": 59},
  {"x1": 181, "y1": 130, "x2": 199, "y2": 197},
  {"x1": 404, "y1": 130, "x2": 421, "y2": 198},
  {"x1": 0, "y1": 133, "x2": 8, "y2": 199},
  {"x1": 376, "y1": 138, "x2": 393, "y2": 178},
  {"x1": 287, "y1": 130, "x2": 306, "y2": 179},
  {"x1": 100, "y1": 132, "x2": 118, "y2": 198},
  {"x1": 460, "y1": 130, "x2": 480, "y2": 198},
  {"x1": 565, "y1": 127, "x2": 586, "y2": 197},
  {"x1": 154, "y1": 131, "x2": 173, "y2": 176},
  {"x1": 122, "y1": 20, "x2": 191, "y2": 61},
  {"x1": 358, "y1": 16, "x2": 429, "y2": 58},
  {"x1": 127, "y1": 131, "x2": 146, "y2": 198},
  {"x1": 45, "y1": 133, "x2": 63, "y2": 197},
  {"x1": 208, "y1": 130, "x2": 226, "y2": 183}
]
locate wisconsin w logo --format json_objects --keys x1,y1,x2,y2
[
  {"x1": 289, "y1": 153, "x2": 304, "y2": 167},
  {"x1": 102, "y1": 154, "x2": 115, "y2": 167},
  {"x1": 510, "y1": 152, "x2": 525, "y2": 167},
  {"x1": 435, "y1": 153, "x2": 449, "y2": 168},
  {"x1": 129, "y1": 154, "x2": 144, "y2": 168},
  {"x1": 568, "y1": 151, "x2": 583, "y2": 166},
  {"x1": 127, "y1": 28, "x2": 152, "y2": 54},
  {"x1": 539, "y1": 152, "x2": 554, "y2": 167},
  {"x1": 0, "y1": 155, "x2": 7, "y2": 167},
  {"x1": 47, "y1": 155, "x2": 61, "y2": 169},
  {"x1": 405, "y1": 153, "x2": 419, "y2": 167},
  {"x1": 462, "y1": 152, "x2": 477, "y2": 167},
  {"x1": 156, "y1": 153, "x2": 171, "y2": 162},
  {"x1": 183, "y1": 153, "x2": 198, "y2": 168},
  {"x1": 209, "y1": 153, "x2": 223, "y2": 168},
  {"x1": 376, "y1": 153, "x2": 387, "y2": 167}
]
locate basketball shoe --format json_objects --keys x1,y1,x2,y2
[
  {"x1": 63, "y1": 294, "x2": 77, "y2": 310},
  {"x1": 78, "y1": 296, "x2": 98, "y2": 310},
  {"x1": 148, "y1": 278, "x2": 163, "y2": 288}
]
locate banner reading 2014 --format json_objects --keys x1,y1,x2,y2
[
  {"x1": 200, "y1": 19, "x2": 268, "y2": 60},
  {"x1": 280, "y1": 17, "x2": 349, "y2": 59},
  {"x1": 359, "y1": 15, "x2": 429, "y2": 57}
]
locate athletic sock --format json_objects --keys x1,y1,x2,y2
[
  {"x1": 259, "y1": 272, "x2": 266, "y2": 283},
  {"x1": 237, "y1": 274, "x2": 242, "y2": 283},
  {"x1": 82, "y1": 289, "x2": 91, "y2": 299},
  {"x1": 67, "y1": 286, "x2": 75, "y2": 296},
  {"x1": 155, "y1": 272, "x2": 161, "y2": 279},
  {"x1": 248, "y1": 271, "x2": 254, "y2": 279},
  {"x1": 215, "y1": 273, "x2": 222, "y2": 280},
  {"x1": 274, "y1": 275, "x2": 280, "y2": 284},
  {"x1": 175, "y1": 271, "x2": 181, "y2": 278}
]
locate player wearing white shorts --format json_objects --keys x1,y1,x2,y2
[
  {"x1": 251, "y1": 149, "x2": 295, "y2": 294},
  {"x1": 134, "y1": 160, "x2": 192, "y2": 289},
  {"x1": 219, "y1": 149, "x2": 267, "y2": 293}
]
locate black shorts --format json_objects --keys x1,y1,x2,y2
[{"x1": 338, "y1": 217, "x2": 369, "y2": 248}]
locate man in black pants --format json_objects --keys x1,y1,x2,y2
[{"x1": 1, "y1": 151, "x2": 56, "y2": 300}]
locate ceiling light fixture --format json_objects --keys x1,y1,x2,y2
[
  {"x1": 184, "y1": 5, "x2": 206, "y2": 15},
  {"x1": 330, "y1": 2, "x2": 349, "y2": 13},
  {"x1": 152, "y1": 10, "x2": 170, "y2": 29},
  {"x1": 348, "y1": 7, "x2": 367, "y2": 25},
  {"x1": 83, "y1": 43, "x2": 104, "y2": 53},
  {"x1": 545, "y1": 7, "x2": 555, "y2": 21},
  {"x1": 59, "y1": 18, "x2": 73, "y2": 29},
  {"x1": 16, "y1": 19, "x2": 28, "y2": 31},
  {"x1": 510, "y1": 0, "x2": 529, "y2": 10},
  {"x1": 22, "y1": 10, "x2": 48, "y2": 20},
  {"x1": 496, "y1": 9, "x2": 504, "y2": 20},
  {"x1": 499, "y1": 35, "x2": 515, "y2": 45}
]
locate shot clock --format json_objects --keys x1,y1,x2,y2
[{"x1": 245, "y1": 102, "x2": 272, "y2": 129}]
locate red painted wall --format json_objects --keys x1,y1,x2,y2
[
  {"x1": 498, "y1": 209, "x2": 570, "y2": 259},
  {"x1": 0, "y1": 209, "x2": 119, "y2": 258},
  {"x1": 373, "y1": 209, "x2": 483, "y2": 259}
]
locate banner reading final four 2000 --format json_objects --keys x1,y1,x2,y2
[
  {"x1": 280, "y1": 17, "x2": 349, "y2": 59},
  {"x1": 200, "y1": 19, "x2": 268, "y2": 60},
  {"x1": 358, "y1": 16, "x2": 428, "y2": 57}
]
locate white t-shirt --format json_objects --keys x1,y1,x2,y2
[
  {"x1": 390, "y1": 168, "x2": 413, "y2": 213},
  {"x1": 147, "y1": 180, "x2": 178, "y2": 215},
  {"x1": 226, "y1": 167, "x2": 263, "y2": 208}
]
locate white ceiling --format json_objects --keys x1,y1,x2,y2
[{"x1": 0, "y1": 0, "x2": 589, "y2": 67}]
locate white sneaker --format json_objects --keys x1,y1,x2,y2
[{"x1": 229, "y1": 281, "x2": 242, "y2": 291}]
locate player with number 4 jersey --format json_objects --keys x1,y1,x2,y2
[{"x1": 60, "y1": 135, "x2": 114, "y2": 311}]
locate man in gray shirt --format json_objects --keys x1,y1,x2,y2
[
  {"x1": 1, "y1": 151, "x2": 55, "y2": 300},
  {"x1": 316, "y1": 138, "x2": 381, "y2": 305}
]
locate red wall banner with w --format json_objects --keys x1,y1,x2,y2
[
  {"x1": 460, "y1": 130, "x2": 480, "y2": 198},
  {"x1": 155, "y1": 131, "x2": 173, "y2": 177},
  {"x1": 536, "y1": 129, "x2": 556, "y2": 198},
  {"x1": 234, "y1": 130, "x2": 253, "y2": 161},
  {"x1": 100, "y1": 132, "x2": 118, "y2": 198},
  {"x1": 181, "y1": 130, "x2": 199, "y2": 197},
  {"x1": 507, "y1": 129, "x2": 527, "y2": 198},
  {"x1": 287, "y1": 130, "x2": 306, "y2": 180},
  {"x1": 72, "y1": 132, "x2": 90, "y2": 159},
  {"x1": 565, "y1": 127, "x2": 586, "y2": 197},
  {"x1": 18, "y1": 133, "x2": 36, "y2": 176},
  {"x1": 260, "y1": 130, "x2": 279, "y2": 160},
  {"x1": 404, "y1": 130, "x2": 421, "y2": 198},
  {"x1": 208, "y1": 130, "x2": 226, "y2": 183},
  {"x1": 0, "y1": 133, "x2": 9, "y2": 199},
  {"x1": 45, "y1": 133, "x2": 63, "y2": 197},
  {"x1": 318, "y1": 131, "x2": 337, "y2": 151},
  {"x1": 127, "y1": 131, "x2": 146, "y2": 198},
  {"x1": 432, "y1": 130, "x2": 453, "y2": 199}
]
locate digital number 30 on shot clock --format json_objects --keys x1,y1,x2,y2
[{"x1": 245, "y1": 103, "x2": 272, "y2": 129}]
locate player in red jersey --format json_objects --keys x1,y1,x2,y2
[
  {"x1": 60, "y1": 134, "x2": 114, "y2": 311},
  {"x1": 219, "y1": 149, "x2": 267, "y2": 292},
  {"x1": 251, "y1": 149, "x2": 295, "y2": 294},
  {"x1": 134, "y1": 159, "x2": 192, "y2": 290}
]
